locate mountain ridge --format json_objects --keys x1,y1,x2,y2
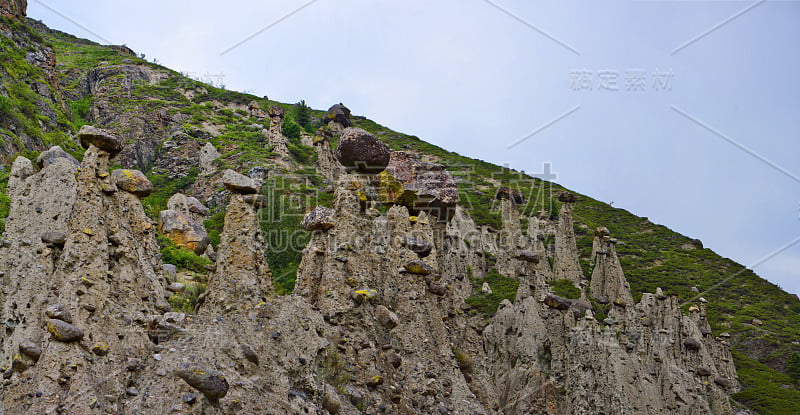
[{"x1": 0, "y1": 7, "x2": 798, "y2": 413}]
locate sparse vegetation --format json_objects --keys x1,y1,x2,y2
[{"x1": 465, "y1": 269, "x2": 519, "y2": 317}]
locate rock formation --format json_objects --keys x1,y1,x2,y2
[
  {"x1": 324, "y1": 103, "x2": 352, "y2": 130},
  {"x1": 266, "y1": 105, "x2": 290, "y2": 157},
  {"x1": 334, "y1": 128, "x2": 391, "y2": 174},
  {"x1": 553, "y1": 192, "x2": 584, "y2": 284},
  {"x1": 0, "y1": 0, "x2": 26, "y2": 19}
]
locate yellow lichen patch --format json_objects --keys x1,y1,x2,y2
[
  {"x1": 91, "y1": 342, "x2": 109, "y2": 356},
  {"x1": 82, "y1": 228, "x2": 95, "y2": 236},
  {"x1": 80, "y1": 277, "x2": 95, "y2": 287},
  {"x1": 409, "y1": 216, "x2": 418, "y2": 223}
]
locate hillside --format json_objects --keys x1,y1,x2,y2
[{"x1": 0, "y1": 8, "x2": 799, "y2": 414}]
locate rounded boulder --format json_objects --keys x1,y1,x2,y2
[{"x1": 335, "y1": 128, "x2": 390, "y2": 174}]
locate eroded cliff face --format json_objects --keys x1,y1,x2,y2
[{"x1": 0, "y1": 124, "x2": 739, "y2": 414}]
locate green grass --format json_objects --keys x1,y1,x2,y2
[
  {"x1": 465, "y1": 269, "x2": 519, "y2": 317},
  {"x1": 552, "y1": 279, "x2": 581, "y2": 299},
  {"x1": 21, "y1": 18, "x2": 800, "y2": 412},
  {"x1": 157, "y1": 236, "x2": 211, "y2": 273}
]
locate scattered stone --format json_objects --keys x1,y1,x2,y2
[
  {"x1": 402, "y1": 236, "x2": 433, "y2": 257},
  {"x1": 403, "y1": 260, "x2": 433, "y2": 275},
  {"x1": 683, "y1": 338, "x2": 702, "y2": 351},
  {"x1": 175, "y1": 368, "x2": 229, "y2": 401},
  {"x1": 111, "y1": 169, "x2": 153, "y2": 197},
  {"x1": 91, "y1": 342, "x2": 109, "y2": 356},
  {"x1": 690, "y1": 286, "x2": 699, "y2": 293},
  {"x1": 162, "y1": 264, "x2": 177, "y2": 278},
  {"x1": 714, "y1": 377, "x2": 731, "y2": 388},
  {"x1": 351, "y1": 289, "x2": 378, "y2": 304},
  {"x1": 481, "y1": 282, "x2": 492, "y2": 294},
  {"x1": 242, "y1": 194, "x2": 267, "y2": 208},
  {"x1": 603, "y1": 318, "x2": 616, "y2": 326},
  {"x1": 126, "y1": 387, "x2": 139, "y2": 396},
  {"x1": 375, "y1": 305, "x2": 399, "y2": 330},
  {"x1": 182, "y1": 393, "x2": 198, "y2": 404},
  {"x1": 751, "y1": 319, "x2": 762, "y2": 326},
  {"x1": 18, "y1": 339, "x2": 41, "y2": 361},
  {"x1": 544, "y1": 294, "x2": 571, "y2": 310},
  {"x1": 695, "y1": 367, "x2": 712, "y2": 377},
  {"x1": 40, "y1": 231, "x2": 66, "y2": 247},
  {"x1": 334, "y1": 128, "x2": 390, "y2": 174},
  {"x1": 496, "y1": 187, "x2": 524, "y2": 204},
  {"x1": 300, "y1": 206, "x2": 335, "y2": 231},
  {"x1": 655, "y1": 287, "x2": 666, "y2": 300},
  {"x1": 322, "y1": 390, "x2": 342, "y2": 414},
  {"x1": 222, "y1": 169, "x2": 260, "y2": 194},
  {"x1": 366, "y1": 375, "x2": 383, "y2": 388},
  {"x1": 35, "y1": 146, "x2": 79, "y2": 168},
  {"x1": 166, "y1": 283, "x2": 185, "y2": 293},
  {"x1": 45, "y1": 304, "x2": 72, "y2": 323},
  {"x1": 557, "y1": 191, "x2": 577, "y2": 203},
  {"x1": 428, "y1": 284, "x2": 447, "y2": 296},
  {"x1": 78, "y1": 125, "x2": 124, "y2": 156},
  {"x1": 517, "y1": 250, "x2": 539, "y2": 263},
  {"x1": 241, "y1": 344, "x2": 259, "y2": 365},
  {"x1": 46, "y1": 319, "x2": 84, "y2": 342}
]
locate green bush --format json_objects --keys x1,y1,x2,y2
[
  {"x1": 167, "y1": 275, "x2": 207, "y2": 314},
  {"x1": 552, "y1": 279, "x2": 581, "y2": 299},
  {"x1": 157, "y1": 236, "x2": 211, "y2": 273},
  {"x1": 281, "y1": 118, "x2": 302, "y2": 140},
  {"x1": 465, "y1": 269, "x2": 519, "y2": 317}
]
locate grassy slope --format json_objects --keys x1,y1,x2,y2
[{"x1": 4, "y1": 19, "x2": 798, "y2": 414}]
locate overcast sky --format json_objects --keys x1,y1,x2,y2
[{"x1": 27, "y1": 0, "x2": 800, "y2": 295}]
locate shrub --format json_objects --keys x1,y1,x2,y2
[
  {"x1": 465, "y1": 269, "x2": 519, "y2": 317},
  {"x1": 552, "y1": 279, "x2": 581, "y2": 299},
  {"x1": 157, "y1": 236, "x2": 211, "y2": 273}
]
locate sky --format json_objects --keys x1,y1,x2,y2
[{"x1": 27, "y1": 0, "x2": 800, "y2": 295}]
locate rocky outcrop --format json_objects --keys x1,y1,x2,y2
[
  {"x1": 324, "y1": 103, "x2": 352, "y2": 129},
  {"x1": 151, "y1": 131, "x2": 202, "y2": 179},
  {"x1": 199, "y1": 142, "x2": 221, "y2": 175},
  {"x1": 334, "y1": 128, "x2": 390, "y2": 174},
  {"x1": 158, "y1": 209, "x2": 209, "y2": 254},
  {"x1": 553, "y1": 193, "x2": 583, "y2": 284},
  {"x1": 0, "y1": 136, "x2": 170, "y2": 414},
  {"x1": 203, "y1": 193, "x2": 273, "y2": 312},
  {"x1": 266, "y1": 105, "x2": 290, "y2": 157},
  {"x1": 0, "y1": 0, "x2": 26, "y2": 19},
  {"x1": 589, "y1": 231, "x2": 634, "y2": 306},
  {"x1": 378, "y1": 151, "x2": 459, "y2": 220}
]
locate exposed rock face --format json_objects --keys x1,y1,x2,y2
[
  {"x1": 590, "y1": 232, "x2": 634, "y2": 306},
  {"x1": 151, "y1": 132, "x2": 202, "y2": 179},
  {"x1": 199, "y1": 142, "x2": 221, "y2": 175},
  {"x1": 0, "y1": 0, "x2": 26, "y2": 19},
  {"x1": 301, "y1": 206, "x2": 335, "y2": 231},
  {"x1": 313, "y1": 128, "x2": 346, "y2": 182},
  {"x1": 378, "y1": 151, "x2": 459, "y2": 220},
  {"x1": 334, "y1": 128, "x2": 390, "y2": 174},
  {"x1": 553, "y1": 197, "x2": 584, "y2": 284},
  {"x1": 0, "y1": 141, "x2": 169, "y2": 414},
  {"x1": 266, "y1": 105, "x2": 290, "y2": 157},
  {"x1": 203, "y1": 195, "x2": 273, "y2": 312}
]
